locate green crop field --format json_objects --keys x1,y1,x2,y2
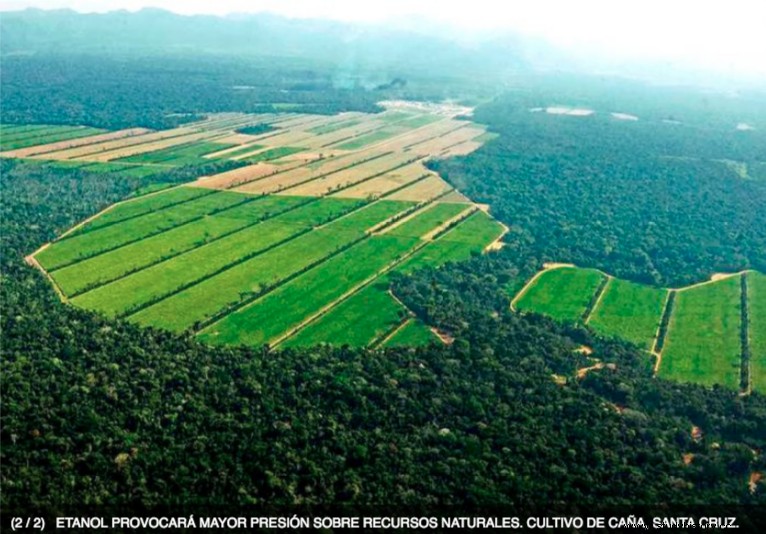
[
  {"x1": 123, "y1": 200, "x2": 411, "y2": 330},
  {"x1": 51, "y1": 196, "x2": 308, "y2": 295},
  {"x1": 279, "y1": 211, "x2": 504, "y2": 348},
  {"x1": 384, "y1": 203, "x2": 468, "y2": 238},
  {"x1": 660, "y1": 276, "x2": 742, "y2": 389},
  {"x1": 208, "y1": 143, "x2": 264, "y2": 159},
  {"x1": 77, "y1": 186, "x2": 213, "y2": 232},
  {"x1": 281, "y1": 280, "x2": 405, "y2": 348},
  {"x1": 438, "y1": 211, "x2": 505, "y2": 245},
  {"x1": 0, "y1": 125, "x2": 107, "y2": 150},
  {"x1": 199, "y1": 234, "x2": 419, "y2": 346},
  {"x1": 37, "y1": 190, "x2": 252, "y2": 270},
  {"x1": 72, "y1": 197, "x2": 366, "y2": 318},
  {"x1": 240, "y1": 146, "x2": 305, "y2": 163},
  {"x1": 382, "y1": 319, "x2": 438, "y2": 347},
  {"x1": 515, "y1": 267, "x2": 605, "y2": 322},
  {"x1": 588, "y1": 278, "x2": 668, "y2": 349},
  {"x1": 749, "y1": 271, "x2": 766, "y2": 393},
  {"x1": 117, "y1": 141, "x2": 236, "y2": 166}
]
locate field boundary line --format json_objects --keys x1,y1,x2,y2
[
  {"x1": 421, "y1": 205, "x2": 478, "y2": 241},
  {"x1": 649, "y1": 289, "x2": 673, "y2": 357},
  {"x1": 276, "y1": 154, "x2": 422, "y2": 197},
  {"x1": 24, "y1": 248, "x2": 68, "y2": 304},
  {"x1": 320, "y1": 112, "x2": 446, "y2": 150},
  {"x1": 509, "y1": 263, "x2": 575, "y2": 312},
  {"x1": 673, "y1": 270, "x2": 750, "y2": 292},
  {"x1": 65, "y1": 196, "x2": 322, "y2": 297},
  {"x1": 272, "y1": 205, "x2": 482, "y2": 349},
  {"x1": 43, "y1": 193, "x2": 262, "y2": 272},
  {"x1": 227, "y1": 151, "x2": 393, "y2": 192},
  {"x1": 652, "y1": 290, "x2": 677, "y2": 375},
  {"x1": 268, "y1": 230, "x2": 440, "y2": 348},
  {"x1": 194, "y1": 233, "x2": 374, "y2": 333},
  {"x1": 372, "y1": 318, "x2": 413, "y2": 349},
  {"x1": 375, "y1": 202, "x2": 440, "y2": 234},
  {"x1": 584, "y1": 276, "x2": 612, "y2": 324},
  {"x1": 113, "y1": 199, "x2": 382, "y2": 318},
  {"x1": 55, "y1": 188, "x2": 220, "y2": 241},
  {"x1": 740, "y1": 273, "x2": 752, "y2": 396},
  {"x1": 483, "y1": 220, "x2": 509, "y2": 252}
]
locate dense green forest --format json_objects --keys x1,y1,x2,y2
[
  {"x1": 432, "y1": 80, "x2": 766, "y2": 287},
  {"x1": 2, "y1": 158, "x2": 765, "y2": 507}
]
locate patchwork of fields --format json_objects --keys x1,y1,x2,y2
[
  {"x1": 512, "y1": 265, "x2": 765, "y2": 392},
  {"x1": 7, "y1": 102, "x2": 506, "y2": 349}
]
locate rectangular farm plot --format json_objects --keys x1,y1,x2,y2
[
  {"x1": 515, "y1": 267, "x2": 606, "y2": 323},
  {"x1": 382, "y1": 319, "x2": 438, "y2": 347},
  {"x1": 279, "y1": 153, "x2": 417, "y2": 197},
  {"x1": 0, "y1": 126, "x2": 107, "y2": 151},
  {"x1": 199, "y1": 234, "x2": 420, "y2": 347},
  {"x1": 116, "y1": 141, "x2": 237, "y2": 166},
  {"x1": 122, "y1": 200, "x2": 413, "y2": 330},
  {"x1": 50, "y1": 196, "x2": 308, "y2": 295},
  {"x1": 438, "y1": 210, "x2": 506, "y2": 246},
  {"x1": 748, "y1": 271, "x2": 766, "y2": 393},
  {"x1": 382, "y1": 203, "x2": 469, "y2": 239},
  {"x1": 280, "y1": 280, "x2": 406, "y2": 348},
  {"x1": 385, "y1": 175, "x2": 453, "y2": 202},
  {"x1": 1, "y1": 128, "x2": 150, "y2": 158},
  {"x1": 588, "y1": 279, "x2": 668, "y2": 350},
  {"x1": 36, "y1": 191, "x2": 253, "y2": 270},
  {"x1": 76, "y1": 186, "x2": 214, "y2": 233},
  {"x1": 660, "y1": 276, "x2": 742, "y2": 389},
  {"x1": 72, "y1": 197, "x2": 365, "y2": 318},
  {"x1": 332, "y1": 163, "x2": 427, "y2": 199}
]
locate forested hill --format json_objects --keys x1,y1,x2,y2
[{"x1": 430, "y1": 78, "x2": 766, "y2": 287}]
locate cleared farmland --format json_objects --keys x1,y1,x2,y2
[
  {"x1": 382, "y1": 319, "x2": 438, "y2": 347},
  {"x1": 515, "y1": 267, "x2": 605, "y2": 322},
  {"x1": 199, "y1": 234, "x2": 420, "y2": 346},
  {"x1": 24, "y1": 105, "x2": 503, "y2": 349},
  {"x1": 280, "y1": 209, "x2": 502, "y2": 347},
  {"x1": 588, "y1": 278, "x2": 668, "y2": 349},
  {"x1": 37, "y1": 190, "x2": 253, "y2": 270},
  {"x1": 660, "y1": 276, "x2": 742, "y2": 389},
  {"x1": 748, "y1": 271, "x2": 766, "y2": 393}
]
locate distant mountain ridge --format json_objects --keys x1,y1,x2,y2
[{"x1": 0, "y1": 8, "x2": 544, "y2": 76}]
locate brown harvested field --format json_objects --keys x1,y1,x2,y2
[
  {"x1": 437, "y1": 189, "x2": 472, "y2": 203},
  {"x1": 211, "y1": 133, "x2": 267, "y2": 145},
  {"x1": 278, "y1": 152, "x2": 418, "y2": 196},
  {"x1": 386, "y1": 174, "x2": 453, "y2": 201},
  {"x1": 406, "y1": 125, "x2": 485, "y2": 155},
  {"x1": 233, "y1": 167, "x2": 316, "y2": 194},
  {"x1": 332, "y1": 163, "x2": 427, "y2": 199},
  {"x1": 75, "y1": 131, "x2": 230, "y2": 162},
  {"x1": 1, "y1": 128, "x2": 152, "y2": 158},
  {"x1": 32, "y1": 126, "x2": 201, "y2": 160},
  {"x1": 309, "y1": 119, "x2": 388, "y2": 148},
  {"x1": 233, "y1": 150, "x2": 387, "y2": 194},
  {"x1": 193, "y1": 163, "x2": 281, "y2": 189},
  {"x1": 439, "y1": 140, "x2": 483, "y2": 157},
  {"x1": 244, "y1": 129, "x2": 315, "y2": 149},
  {"x1": 367, "y1": 119, "x2": 459, "y2": 153}
]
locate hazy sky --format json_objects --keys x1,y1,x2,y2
[{"x1": 2, "y1": 0, "x2": 765, "y2": 75}]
